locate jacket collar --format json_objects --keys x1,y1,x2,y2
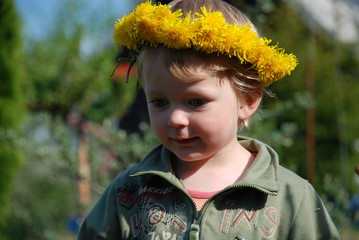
[
  {"x1": 130, "y1": 136, "x2": 280, "y2": 195},
  {"x1": 235, "y1": 137, "x2": 279, "y2": 194}
]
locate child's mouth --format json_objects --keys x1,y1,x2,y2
[{"x1": 172, "y1": 137, "x2": 199, "y2": 145}]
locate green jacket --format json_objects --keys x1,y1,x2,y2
[{"x1": 77, "y1": 137, "x2": 341, "y2": 239}]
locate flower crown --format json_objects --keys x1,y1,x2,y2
[{"x1": 113, "y1": 1, "x2": 298, "y2": 87}]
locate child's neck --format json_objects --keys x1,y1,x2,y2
[{"x1": 172, "y1": 142, "x2": 255, "y2": 192}]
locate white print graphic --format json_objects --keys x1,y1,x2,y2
[{"x1": 131, "y1": 200, "x2": 187, "y2": 238}]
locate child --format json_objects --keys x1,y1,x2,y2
[{"x1": 78, "y1": 0, "x2": 342, "y2": 239}]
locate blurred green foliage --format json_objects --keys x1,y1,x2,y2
[
  {"x1": 0, "y1": 0, "x2": 25, "y2": 236},
  {"x1": 3, "y1": 113, "x2": 159, "y2": 239},
  {"x1": 258, "y1": 2, "x2": 359, "y2": 194},
  {"x1": 22, "y1": 1, "x2": 137, "y2": 122}
]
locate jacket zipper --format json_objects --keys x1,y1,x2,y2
[
  {"x1": 209, "y1": 183, "x2": 277, "y2": 201},
  {"x1": 200, "y1": 183, "x2": 278, "y2": 214},
  {"x1": 189, "y1": 211, "x2": 200, "y2": 240}
]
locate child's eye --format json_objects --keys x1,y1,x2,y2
[
  {"x1": 188, "y1": 99, "x2": 204, "y2": 107},
  {"x1": 148, "y1": 99, "x2": 169, "y2": 108}
]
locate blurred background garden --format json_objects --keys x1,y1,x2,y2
[{"x1": 1, "y1": 0, "x2": 359, "y2": 239}]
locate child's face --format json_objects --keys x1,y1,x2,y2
[{"x1": 142, "y1": 58, "x2": 244, "y2": 163}]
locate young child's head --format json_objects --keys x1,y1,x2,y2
[
  {"x1": 114, "y1": 0, "x2": 297, "y2": 129},
  {"x1": 137, "y1": 47, "x2": 262, "y2": 129}
]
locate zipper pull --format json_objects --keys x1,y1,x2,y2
[
  {"x1": 189, "y1": 223, "x2": 199, "y2": 240},
  {"x1": 189, "y1": 211, "x2": 200, "y2": 240}
]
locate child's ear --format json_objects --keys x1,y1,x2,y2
[{"x1": 238, "y1": 91, "x2": 262, "y2": 120}]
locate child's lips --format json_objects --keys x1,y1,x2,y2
[{"x1": 172, "y1": 137, "x2": 199, "y2": 145}]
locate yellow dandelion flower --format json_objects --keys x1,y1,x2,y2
[
  {"x1": 196, "y1": 7, "x2": 226, "y2": 28},
  {"x1": 193, "y1": 12, "x2": 227, "y2": 54},
  {"x1": 133, "y1": 1, "x2": 156, "y2": 17},
  {"x1": 153, "y1": 4, "x2": 182, "y2": 22},
  {"x1": 113, "y1": 14, "x2": 138, "y2": 50},
  {"x1": 113, "y1": 2, "x2": 298, "y2": 86},
  {"x1": 159, "y1": 16, "x2": 196, "y2": 49},
  {"x1": 136, "y1": 17, "x2": 160, "y2": 46}
]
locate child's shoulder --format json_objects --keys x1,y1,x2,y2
[
  {"x1": 277, "y1": 164, "x2": 314, "y2": 193},
  {"x1": 278, "y1": 165, "x2": 307, "y2": 182}
]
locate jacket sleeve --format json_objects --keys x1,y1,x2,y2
[
  {"x1": 77, "y1": 182, "x2": 121, "y2": 240},
  {"x1": 289, "y1": 183, "x2": 342, "y2": 240}
]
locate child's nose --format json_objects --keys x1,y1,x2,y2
[{"x1": 167, "y1": 107, "x2": 189, "y2": 128}]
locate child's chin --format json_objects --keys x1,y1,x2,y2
[{"x1": 170, "y1": 150, "x2": 207, "y2": 162}]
